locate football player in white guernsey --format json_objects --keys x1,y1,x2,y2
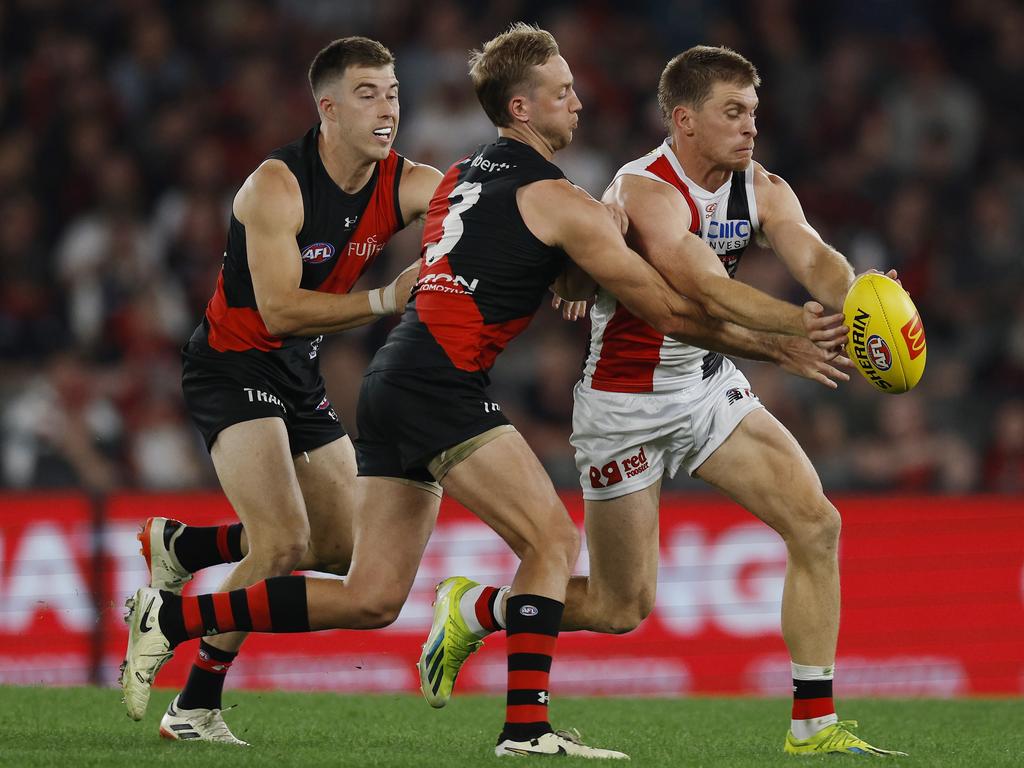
[
  {"x1": 423, "y1": 45, "x2": 906, "y2": 758},
  {"x1": 574, "y1": 46, "x2": 904, "y2": 757}
]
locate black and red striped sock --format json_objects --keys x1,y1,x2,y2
[
  {"x1": 791, "y1": 663, "x2": 838, "y2": 739},
  {"x1": 157, "y1": 575, "x2": 309, "y2": 646},
  {"x1": 500, "y1": 594, "x2": 563, "y2": 743},
  {"x1": 169, "y1": 521, "x2": 244, "y2": 573},
  {"x1": 177, "y1": 640, "x2": 237, "y2": 711}
]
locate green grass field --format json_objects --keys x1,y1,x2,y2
[{"x1": 3, "y1": 686, "x2": 1021, "y2": 767}]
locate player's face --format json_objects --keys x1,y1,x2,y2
[
  {"x1": 691, "y1": 81, "x2": 758, "y2": 172},
  {"x1": 525, "y1": 55, "x2": 582, "y2": 151},
  {"x1": 324, "y1": 65, "x2": 400, "y2": 161}
]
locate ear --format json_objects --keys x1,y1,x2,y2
[
  {"x1": 508, "y1": 93, "x2": 531, "y2": 125},
  {"x1": 318, "y1": 94, "x2": 335, "y2": 122},
  {"x1": 673, "y1": 104, "x2": 694, "y2": 137}
]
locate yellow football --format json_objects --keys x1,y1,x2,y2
[{"x1": 843, "y1": 273, "x2": 926, "y2": 394}]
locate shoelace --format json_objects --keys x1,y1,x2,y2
[
  {"x1": 553, "y1": 728, "x2": 584, "y2": 745},
  {"x1": 195, "y1": 704, "x2": 238, "y2": 740},
  {"x1": 444, "y1": 617, "x2": 483, "y2": 667},
  {"x1": 816, "y1": 720, "x2": 861, "y2": 751}
]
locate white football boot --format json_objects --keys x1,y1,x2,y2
[
  {"x1": 138, "y1": 517, "x2": 192, "y2": 594},
  {"x1": 495, "y1": 729, "x2": 629, "y2": 759},
  {"x1": 120, "y1": 586, "x2": 174, "y2": 720},
  {"x1": 159, "y1": 695, "x2": 248, "y2": 746}
]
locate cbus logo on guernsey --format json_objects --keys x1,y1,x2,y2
[
  {"x1": 901, "y1": 312, "x2": 925, "y2": 360},
  {"x1": 867, "y1": 334, "x2": 892, "y2": 371},
  {"x1": 301, "y1": 242, "x2": 335, "y2": 264}
]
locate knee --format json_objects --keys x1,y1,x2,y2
[
  {"x1": 348, "y1": 591, "x2": 406, "y2": 629},
  {"x1": 517, "y1": 512, "x2": 580, "y2": 574},
  {"x1": 247, "y1": 531, "x2": 309, "y2": 576},
  {"x1": 590, "y1": 589, "x2": 655, "y2": 635},
  {"x1": 783, "y1": 497, "x2": 841, "y2": 557}
]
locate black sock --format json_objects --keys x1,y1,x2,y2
[
  {"x1": 177, "y1": 640, "x2": 237, "y2": 711},
  {"x1": 170, "y1": 521, "x2": 245, "y2": 573},
  {"x1": 500, "y1": 594, "x2": 563, "y2": 743}
]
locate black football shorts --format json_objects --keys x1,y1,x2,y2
[
  {"x1": 355, "y1": 366, "x2": 510, "y2": 483},
  {"x1": 181, "y1": 335, "x2": 345, "y2": 455}
]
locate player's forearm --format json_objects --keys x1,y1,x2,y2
[
  {"x1": 260, "y1": 289, "x2": 382, "y2": 336},
  {"x1": 805, "y1": 246, "x2": 855, "y2": 311},
  {"x1": 666, "y1": 315, "x2": 777, "y2": 362},
  {"x1": 694, "y1": 273, "x2": 804, "y2": 335}
]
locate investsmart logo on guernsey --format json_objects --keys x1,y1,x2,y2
[
  {"x1": 706, "y1": 219, "x2": 751, "y2": 253},
  {"x1": 301, "y1": 242, "x2": 335, "y2": 264}
]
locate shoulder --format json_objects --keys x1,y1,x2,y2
[
  {"x1": 751, "y1": 161, "x2": 794, "y2": 199},
  {"x1": 398, "y1": 157, "x2": 443, "y2": 194},
  {"x1": 519, "y1": 177, "x2": 596, "y2": 211},
  {"x1": 397, "y1": 158, "x2": 443, "y2": 222},
  {"x1": 233, "y1": 159, "x2": 302, "y2": 230}
]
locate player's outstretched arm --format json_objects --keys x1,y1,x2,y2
[
  {"x1": 519, "y1": 178, "x2": 705, "y2": 339},
  {"x1": 754, "y1": 164, "x2": 855, "y2": 311},
  {"x1": 605, "y1": 174, "x2": 845, "y2": 340},
  {"x1": 238, "y1": 160, "x2": 408, "y2": 336}
]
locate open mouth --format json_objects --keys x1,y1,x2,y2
[{"x1": 372, "y1": 127, "x2": 393, "y2": 141}]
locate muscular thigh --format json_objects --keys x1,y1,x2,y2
[
  {"x1": 210, "y1": 418, "x2": 308, "y2": 546},
  {"x1": 584, "y1": 481, "x2": 662, "y2": 604},
  {"x1": 344, "y1": 477, "x2": 440, "y2": 601},
  {"x1": 694, "y1": 408, "x2": 823, "y2": 534},
  {"x1": 293, "y1": 435, "x2": 359, "y2": 568}
]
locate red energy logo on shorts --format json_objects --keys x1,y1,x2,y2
[
  {"x1": 866, "y1": 335, "x2": 892, "y2": 371},
  {"x1": 301, "y1": 242, "x2": 335, "y2": 263}
]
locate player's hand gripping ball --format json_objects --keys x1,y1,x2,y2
[{"x1": 843, "y1": 273, "x2": 926, "y2": 394}]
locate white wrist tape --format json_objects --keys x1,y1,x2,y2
[{"x1": 368, "y1": 283, "x2": 398, "y2": 316}]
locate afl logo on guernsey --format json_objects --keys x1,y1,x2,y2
[
  {"x1": 867, "y1": 335, "x2": 892, "y2": 371},
  {"x1": 301, "y1": 242, "x2": 335, "y2": 264}
]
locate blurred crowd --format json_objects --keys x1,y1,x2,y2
[{"x1": 1, "y1": 0, "x2": 1022, "y2": 495}]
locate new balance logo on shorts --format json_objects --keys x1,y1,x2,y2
[
  {"x1": 726, "y1": 387, "x2": 757, "y2": 405},
  {"x1": 589, "y1": 446, "x2": 649, "y2": 488}
]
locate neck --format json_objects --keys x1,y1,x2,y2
[
  {"x1": 318, "y1": 123, "x2": 377, "y2": 194},
  {"x1": 670, "y1": 133, "x2": 732, "y2": 192},
  {"x1": 497, "y1": 124, "x2": 556, "y2": 161}
]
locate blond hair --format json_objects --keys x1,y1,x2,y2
[{"x1": 469, "y1": 23, "x2": 560, "y2": 127}]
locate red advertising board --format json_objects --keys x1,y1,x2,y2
[{"x1": 1, "y1": 493, "x2": 1022, "y2": 696}]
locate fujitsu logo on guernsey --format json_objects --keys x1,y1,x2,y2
[
  {"x1": 301, "y1": 242, "x2": 335, "y2": 264},
  {"x1": 243, "y1": 388, "x2": 286, "y2": 411},
  {"x1": 349, "y1": 233, "x2": 385, "y2": 261}
]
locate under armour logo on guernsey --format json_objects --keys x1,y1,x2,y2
[
  {"x1": 537, "y1": 691, "x2": 549, "y2": 704},
  {"x1": 344, "y1": 216, "x2": 359, "y2": 228}
]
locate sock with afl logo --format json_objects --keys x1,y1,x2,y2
[
  {"x1": 500, "y1": 594, "x2": 563, "y2": 742},
  {"x1": 177, "y1": 640, "x2": 237, "y2": 710}
]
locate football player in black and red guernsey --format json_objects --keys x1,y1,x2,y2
[
  {"x1": 127, "y1": 37, "x2": 442, "y2": 743},
  {"x1": 120, "y1": 24, "x2": 846, "y2": 758}
]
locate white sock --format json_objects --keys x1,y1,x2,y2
[{"x1": 458, "y1": 585, "x2": 510, "y2": 637}]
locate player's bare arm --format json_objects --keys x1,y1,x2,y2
[
  {"x1": 238, "y1": 160, "x2": 409, "y2": 335},
  {"x1": 605, "y1": 173, "x2": 823, "y2": 337},
  {"x1": 519, "y1": 178, "x2": 706, "y2": 339},
  {"x1": 754, "y1": 163, "x2": 855, "y2": 311},
  {"x1": 398, "y1": 158, "x2": 443, "y2": 225}
]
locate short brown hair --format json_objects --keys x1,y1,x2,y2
[
  {"x1": 308, "y1": 37, "x2": 394, "y2": 97},
  {"x1": 468, "y1": 23, "x2": 560, "y2": 127},
  {"x1": 657, "y1": 45, "x2": 760, "y2": 125}
]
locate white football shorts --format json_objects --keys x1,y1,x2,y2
[{"x1": 571, "y1": 357, "x2": 764, "y2": 500}]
